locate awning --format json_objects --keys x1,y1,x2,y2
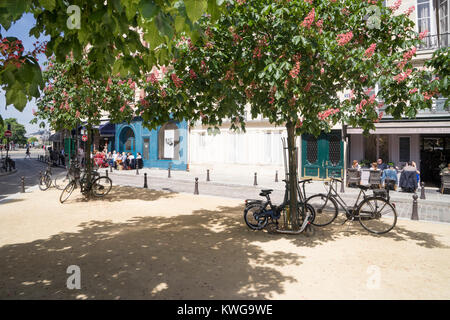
[
  {"x1": 348, "y1": 121, "x2": 450, "y2": 135},
  {"x1": 99, "y1": 122, "x2": 116, "y2": 136},
  {"x1": 48, "y1": 132, "x2": 61, "y2": 142}
]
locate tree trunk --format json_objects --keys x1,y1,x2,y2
[
  {"x1": 286, "y1": 121, "x2": 299, "y2": 230},
  {"x1": 85, "y1": 123, "x2": 92, "y2": 198}
]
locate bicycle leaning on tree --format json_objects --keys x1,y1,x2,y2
[
  {"x1": 244, "y1": 179, "x2": 316, "y2": 235},
  {"x1": 305, "y1": 177, "x2": 397, "y2": 234},
  {"x1": 59, "y1": 158, "x2": 112, "y2": 203}
]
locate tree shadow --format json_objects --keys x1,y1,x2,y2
[
  {"x1": 65, "y1": 186, "x2": 176, "y2": 204},
  {"x1": 0, "y1": 201, "x2": 447, "y2": 300},
  {"x1": 290, "y1": 214, "x2": 449, "y2": 249},
  {"x1": 0, "y1": 204, "x2": 303, "y2": 300}
]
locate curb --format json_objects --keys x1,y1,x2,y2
[{"x1": 0, "y1": 169, "x2": 18, "y2": 177}]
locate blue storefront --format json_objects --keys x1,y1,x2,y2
[{"x1": 115, "y1": 118, "x2": 188, "y2": 170}]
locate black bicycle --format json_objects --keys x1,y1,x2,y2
[
  {"x1": 39, "y1": 162, "x2": 54, "y2": 191},
  {"x1": 244, "y1": 179, "x2": 315, "y2": 234},
  {"x1": 305, "y1": 177, "x2": 397, "y2": 234},
  {"x1": 59, "y1": 160, "x2": 112, "y2": 203}
]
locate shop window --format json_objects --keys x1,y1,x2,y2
[
  {"x1": 143, "y1": 138, "x2": 150, "y2": 160},
  {"x1": 399, "y1": 137, "x2": 411, "y2": 163},
  {"x1": 158, "y1": 122, "x2": 180, "y2": 160},
  {"x1": 306, "y1": 136, "x2": 318, "y2": 164},
  {"x1": 363, "y1": 135, "x2": 377, "y2": 162}
]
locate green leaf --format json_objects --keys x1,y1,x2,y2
[
  {"x1": 139, "y1": 0, "x2": 159, "y2": 19},
  {"x1": 155, "y1": 11, "x2": 174, "y2": 39},
  {"x1": 184, "y1": 0, "x2": 207, "y2": 23},
  {"x1": 39, "y1": 0, "x2": 56, "y2": 11},
  {"x1": 143, "y1": 21, "x2": 166, "y2": 50}
]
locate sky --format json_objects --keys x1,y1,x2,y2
[{"x1": 0, "y1": 13, "x2": 50, "y2": 135}]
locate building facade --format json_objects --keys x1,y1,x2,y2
[
  {"x1": 346, "y1": 0, "x2": 449, "y2": 186},
  {"x1": 115, "y1": 118, "x2": 189, "y2": 170}
]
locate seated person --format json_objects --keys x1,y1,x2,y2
[
  {"x1": 370, "y1": 162, "x2": 380, "y2": 171},
  {"x1": 399, "y1": 162, "x2": 418, "y2": 192},
  {"x1": 440, "y1": 163, "x2": 450, "y2": 175},
  {"x1": 377, "y1": 158, "x2": 388, "y2": 171},
  {"x1": 351, "y1": 160, "x2": 361, "y2": 170},
  {"x1": 382, "y1": 166, "x2": 398, "y2": 189}
]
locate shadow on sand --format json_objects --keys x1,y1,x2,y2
[{"x1": 0, "y1": 191, "x2": 447, "y2": 299}]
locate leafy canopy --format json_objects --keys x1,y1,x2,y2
[
  {"x1": 137, "y1": 0, "x2": 439, "y2": 136},
  {"x1": 0, "y1": 0, "x2": 225, "y2": 111}
]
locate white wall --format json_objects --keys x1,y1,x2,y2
[{"x1": 190, "y1": 128, "x2": 287, "y2": 165}]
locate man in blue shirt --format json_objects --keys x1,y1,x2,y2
[{"x1": 377, "y1": 158, "x2": 388, "y2": 171}]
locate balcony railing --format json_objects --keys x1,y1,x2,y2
[{"x1": 417, "y1": 33, "x2": 449, "y2": 51}]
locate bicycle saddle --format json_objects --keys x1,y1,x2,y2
[
  {"x1": 299, "y1": 178, "x2": 312, "y2": 184},
  {"x1": 357, "y1": 185, "x2": 369, "y2": 191},
  {"x1": 259, "y1": 189, "x2": 273, "y2": 196}
]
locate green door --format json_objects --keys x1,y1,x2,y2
[
  {"x1": 302, "y1": 131, "x2": 343, "y2": 179},
  {"x1": 64, "y1": 138, "x2": 75, "y2": 165}
]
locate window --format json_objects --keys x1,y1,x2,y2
[
  {"x1": 329, "y1": 135, "x2": 341, "y2": 166},
  {"x1": 158, "y1": 122, "x2": 180, "y2": 160},
  {"x1": 306, "y1": 136, "x2": 318, "y2": 164},
  {"x1": 143, "y1": 138, "x2": 150, "y2": 160},
  {"x1": 399, "y1": 137, "x2": 411, "y2": 163},
  {"x1": 439, "y1": 0, "x2": 449, "y2": 46},
  {"x1": 418, "y1": 0, "x2": 432, "y2": 34},
  {"x1": 363, "y1": 134, "x2": 390, "y2": 162},
  {"x1": 364, "y1": 135, "x2": 377, "y2": 162}
]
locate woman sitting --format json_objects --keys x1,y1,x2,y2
[
  {"x1": 370, "y1": 162, "x2": 380, "y2": 171},
  {"x1": 352, "y1": 160, "x2": 361, "y2": 170}
]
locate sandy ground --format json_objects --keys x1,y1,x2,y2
[{"x1": 0, "y1": 186, "x2": 449, "y2": 300}]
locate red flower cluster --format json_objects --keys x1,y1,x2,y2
[
  {"x1": 318, "y1": 108, "x2": 340, "y2": 120},
  {"x1": 301, "y1": 8, "x2": 315, "y2": 29},
  {"x1": 189, "y1": 69, "x2": 197, "y2": 79},
  {"x1": 171, "y1": 73, "x2": 183, "y2": 88},
  {"x1": 290, "y1": 61, "x2": 301, "y2": 79},
  {"x1": 364, "y1": 43, "x2": 377, "y2": 58},
  {"x1": 393, "y1": 69, "x2": 412, "y2": 83},
  {"x1": 337, "y1": 31, "x2": 353, "y2": 46}
]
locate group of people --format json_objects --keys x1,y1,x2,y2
[
  {"x1": 350, "y1": 158, "x2": 421, "y2": 187},
  {"x1": 92, "y1": 150, "x2": 143, "y2": 170}
]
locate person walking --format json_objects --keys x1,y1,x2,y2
[{"x1": 25, "y1": 145, "x2": 31, "y2": 159}]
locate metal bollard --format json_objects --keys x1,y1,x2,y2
[
  {"x1": 194, "y1": 177, "x2": 199, "y2": 195},
  {"x1": 340, "y1": 178, "x2": 345, "y2": 193},
  {"x1": 411, "y1": 193, "x2": 419, "y2": 220},
  {"x1": 254, "y1": 172, "x2": 258, "y2": 186},
  {"x1": 110, "y1": 165, "x2": 113, "y2": 173},
  {"x1": 420, "y1": 182, "x2": 426, "y2": 200},
  {"x1": 275, "y1": 170, "x2": 278, "y2": 182},
  {"x1": 136, "y1": 166, "x2": 139, "y2": 175},
  {"x1": 21, "y1": 176, "x2": 25, "y2": 193},
  {"x1": 144, "y1": 173, "x2": 148, "y2": 188},
  {"x1": 206, "y1": 169, "x2": 210, "y2": 182},
  {"x1": 106, "y1": 169, "x2": 108, "y2": 178},
  {"x1": 168, "y1": 164, "x2": 171, "y2": 178}
]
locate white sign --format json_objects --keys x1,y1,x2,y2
[{"x1": 164, "y1": 130, "x2": 175, "y2": 159}]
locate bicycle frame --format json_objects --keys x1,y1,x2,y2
[{"x1": 323, "y1": 179, "x2": 368, "y2": 217}]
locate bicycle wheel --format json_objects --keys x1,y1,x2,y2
[
  {"x1": 60, "y1": 181, "x2": 75, "y2": 203},
  {"x1": 244, "y1": 204, "x2": 268, "y2": 230},
  {"x1": 91, "y1": 176, "x2": 112, "y2": 197},
  {"x1": 305, "y1": 194, "x2": 338, "y2": 226},
  {"x1": 54, "y1": 174, "x2": 70, "y2": 190},
  {"x1": 357, "y1": 197, "x2": 397, "y2": 234},
  {"x1": 39, "y1": 174, "x2": 51, "y2": 191}
]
